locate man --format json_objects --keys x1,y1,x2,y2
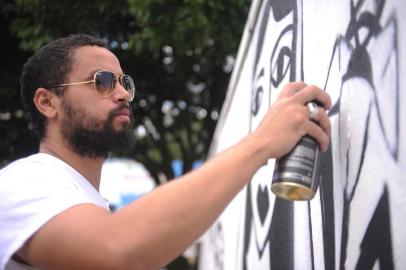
[{"x1": 0, "y1": 34, "x2": 331, "y2": 270}]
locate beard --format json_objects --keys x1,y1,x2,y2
[{"x1": 60, "y1": 100, "x2": 134, "y2": 158}]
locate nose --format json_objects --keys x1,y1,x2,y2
[{"x1": 113, "y1": 82, "x2": 131, "y2": 103}]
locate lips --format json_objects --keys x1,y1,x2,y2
[
  {"x1": 110, "y1": 106, "x2": 132, "y2": 124},
  {"x1": 115, "y1": 108, "x2": 130, "y2": 117}
]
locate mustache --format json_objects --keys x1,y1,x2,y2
[
  {"x1": 110, "y1": 103, "x2": 130, "y2": 114},
  {"x1": 109, "y1": 103, "x2": 133, "y2": 120}
]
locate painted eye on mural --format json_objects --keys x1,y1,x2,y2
[
  {"x1": 252, "y1": 86, "x2": 264, "y2": 116},
  {"x1": 270, "y1": 26, "x2": 293, "y2": 87},
  {"x1": 252, "y1": 67, "x2": 265, "y2": 116}
]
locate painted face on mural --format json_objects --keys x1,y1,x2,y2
[
  {"x1": 250, "y1": 1, "x2": 297, "y2": 131},
  {"x1": 246, "y1": 0, "x2": 299, "y2": 268}
]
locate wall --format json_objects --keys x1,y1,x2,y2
[{"x1": 198, "y1": 0, "x2": 406, "y2": 269}]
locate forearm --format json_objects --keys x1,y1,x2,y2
[{"x1": 111, "y1": 133, "x2": 269, "y2": 269}]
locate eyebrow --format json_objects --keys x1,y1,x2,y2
[
  {"x1": 87, "y1": 69, "x2": 125, "y2": 79},
  {"x1": 85, "y1": 70, "x2": 100, "y2": 80}
]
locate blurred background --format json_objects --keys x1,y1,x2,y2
[{"x1": 0, "y1": 0, "x2": 250, "y2": 269}]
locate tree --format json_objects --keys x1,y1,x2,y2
[
  {"x1": 0, "y1": 0, "x2": 37, "y2": 167},
  {"x1": 0, "y1": 0, "x2": 250, "y2": 183}
]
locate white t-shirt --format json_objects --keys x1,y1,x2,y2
[{"x1": 0, "y1": 153, "x2": 109, "y2": 270}]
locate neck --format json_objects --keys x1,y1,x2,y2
[{"x1": 39, "y1": 137, "x2": 105, "y2": 190}]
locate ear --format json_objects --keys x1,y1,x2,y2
[{"x1": 33, "y1": 88, "x2": 60, "y2": 119}]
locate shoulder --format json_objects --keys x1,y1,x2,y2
[
  {"x1": 0, "y1": 153, "x2": 89, "y2": 210},
  {"x1": 0, "y1": 153, "x2": 108, "y2": 209},
  {"x1": 1, "y1": 153, "x2": 63, "y2": 176},
  {"x1": 0, "y1": 153, "x2": 77, "y2": 187}
]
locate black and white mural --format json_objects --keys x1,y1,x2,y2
[{"x1": 199, "y1": 0, "x2": 406, "y2": 269}]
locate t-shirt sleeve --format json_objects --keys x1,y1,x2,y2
[{"x1": 0, "y1": 164, "x2": 100, "y2": 270}]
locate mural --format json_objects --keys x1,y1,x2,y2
[{"x1": 199, "y1": 0, "x2": 406, "y2": 269}]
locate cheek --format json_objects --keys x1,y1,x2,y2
[
  {"x1": 82, "y1": 100, "x2": 110, "y2": 120},
  {"x1": 64, "y1": 102, "x2": 107, "y2": 130}
]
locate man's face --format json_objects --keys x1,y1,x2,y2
[{"x1": 58, "y1": 46, "x2": 134, "y2": 157}]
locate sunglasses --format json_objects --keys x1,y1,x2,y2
[{"x1": 45, "y1": 71, "x2": 135, "y2": 101}]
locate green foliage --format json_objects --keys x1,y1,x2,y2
[{"x1": 0, "y1": 0, "x2": 250, "y2": 183}]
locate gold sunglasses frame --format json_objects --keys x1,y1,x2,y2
[{"x1": 45, "y1": 70, "x2": 135, "y2": 101}]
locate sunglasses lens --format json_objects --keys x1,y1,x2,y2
[
  {"x1": 95, "y1": 71, "x2": 115, "y2": 96},
  {"x1": 93, "y1": 71, "x2": 135, "y2": 101},
  {"x1": 121, "y1": 75, "x2": 135, "y2": 101}
]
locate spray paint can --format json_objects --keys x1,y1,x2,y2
[{"x1": 271, "y1": 103, "x2": 321, "y2": 201}]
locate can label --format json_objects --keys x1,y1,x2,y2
[{"x1": 272, "y1": 135, "x2": 320, "y2": 192}]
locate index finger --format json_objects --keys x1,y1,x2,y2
[
  {"x1": 278, "y1": 81, "x2": 307, "y2": 99},
  {"x1": 293, "y1": 85, "x2": 332, "y2": 109}
]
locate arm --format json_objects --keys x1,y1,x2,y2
[{"x1": 19, "y1": 82, "x2": 332, "y2": 270}]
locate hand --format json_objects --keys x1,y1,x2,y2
[{"x1": 251, "y1": 82, "x2": 332, "y2": 158}]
